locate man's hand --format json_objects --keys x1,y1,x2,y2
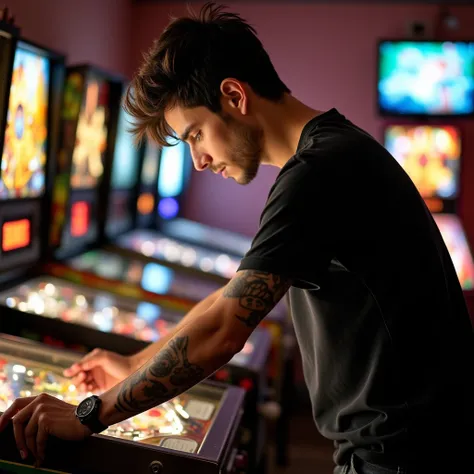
[
  {"x1": 0, "y1": 393, "x2": 91, "y2": 467},
  {"x1": 63, "y1": 348, "x2": 134, "y2": 392}
]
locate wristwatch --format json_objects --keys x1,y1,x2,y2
[{"x1": 75, "y1": 395, "x2": 109, "y2": 434}]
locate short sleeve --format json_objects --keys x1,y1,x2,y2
[{"x1": 238, "y1": 160, "x2": 335, "y2": 284}]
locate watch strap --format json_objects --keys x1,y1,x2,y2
[{"x1": 85, "y1": 417, "x2": 109, "y2": 434}]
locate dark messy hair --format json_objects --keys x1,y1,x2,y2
[{"x1": 124, "y1": 2, "x2": 290, "y2": 146}]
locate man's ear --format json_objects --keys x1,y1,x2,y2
[{"x1": 220, "y1": 78, "x2": 248, "y2": 115}]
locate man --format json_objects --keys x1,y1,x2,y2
[{"x1": 1, "y1": 3, "x2": 472, "y2": 473}]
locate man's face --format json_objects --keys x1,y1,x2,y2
[{"x1": 165, "y1": 104, "x2": 264, "y2": 185}]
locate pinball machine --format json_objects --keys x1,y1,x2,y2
[
  {"x1": 0, "y1": 334, "x2": 248, "y2": 474},
  {"x1": 0, "y1": 62, "x2": 270, "y2": 471},
  {"x1": 384, "y1": 124, "x2": 474, "y2": 316},
  {"x1": 49, "y1": 126, "x2": 294, "y2": 467}
]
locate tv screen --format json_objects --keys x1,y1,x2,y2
[
  {"x1": 110, "y1": 101, "x2": 140, "y2": 190},
  {"x1": 0, "y1": 43, "x2": 50, "y2": 199},
  {"x1": 70, "y1": 78, "x2": 109, "y2": 189},
  {"x1": 433, "y1": 214, "x2": 474, "y2": 290},
  {"x1": 384, "y1": 124, "x2": 461, "y2": 200},
  {"x1": 378, "y1": 40, "x2": 474, "y2": 116}
]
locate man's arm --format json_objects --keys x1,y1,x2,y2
[
  {"x1": 129, "y1": 286, "x2": 224, "y2": 370},
  {"x1": 97, "y1": 270, "x2": 291, "y2": 426}
]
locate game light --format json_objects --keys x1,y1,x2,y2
[
  {"x1": 384, "y1": 125, "x2": 461, "y2": 200},
  {"x1": 158, "y1": 197, "x2": 179, "y2": 219},
  {"x1": 378, "y1": 41, "x2": 474, "y2": 116},
  {"x1": 0, "y1": 44, "x2": 50, "y2": 199},
  {"x1": 70, "y1": 201, "x2": 89, "y2": 237},
  {"x1": 141, "y1": 262, "x2": 173, "y2": 295},
  {"x1": 2, "y1": 218, "x2": 31, "y2": 252}
]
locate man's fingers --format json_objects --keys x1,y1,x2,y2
[
  {"x1": 11, "y1": 398, "x2": 41, "y2": 459},
  {"x1": 64, "y1": 349, "x2": 103, "y2": 376},
  {"x1": 71, "y1": 371, "x2": 87, "y2": 386},
  {"x1": 24, "y1": 411, "x2": 40, "y2": 460},
  {"x1": 35, "y1": 416, "x2": 49, "y2": 466},
  {"x1": 0, "y1": 397, "x2": 35, "y2": 432},
  {"x1": 80, "y1": 355, "x2": 106, "y2": 372}
]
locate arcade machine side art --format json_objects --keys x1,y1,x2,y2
[{"x1": 0, "y1": 334, "x2": 249, "y2": 474}]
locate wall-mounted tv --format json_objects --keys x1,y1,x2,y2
[{"x1": 378, "y1": 40, "x2": 474, "y2": 117}]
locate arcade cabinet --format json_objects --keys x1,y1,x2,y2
[
  {"x1": 384, "y1": 124, "x2": 474, "y2": 313},
  {"x1": 0, "y1": 36, "x2": 64, "y2": 293},
  {"x1": 0, "y1": 334, "x2": 248, "y2": 474},
  {"x1": 0, "y1": 64, "x2": 270, "y2": 470}
]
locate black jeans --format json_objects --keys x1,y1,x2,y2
[
  {"x1": 336, "y1": 454, "x2": 404, "y2": 474},
  {"x1": 337, "y1": 453, "x2": 466, "y2": 474}
]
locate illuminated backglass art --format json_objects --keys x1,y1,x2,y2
[
  {"x1": 433, "y1": 214, "x2": 474, "y2": 290},
  {"x1": 0, "y1": 46, "x2": 50, "y2": 199},
  {"x1": 384, "y1": 125, "x2": 461, "y2": 200},
  {"x1": 70, "y1": 80, "x2": 109, "y2": 189}
]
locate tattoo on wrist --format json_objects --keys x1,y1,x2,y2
[
  {"x1": 223, "y1": 271, "x2": 290, "y2": 328},
  {"x1": 114, "y1": 336, "x2": 204, "y2": 414}
]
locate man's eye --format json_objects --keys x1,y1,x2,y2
[{"x1": 195, "y1": 131, "x2": 202, "y2": 142}]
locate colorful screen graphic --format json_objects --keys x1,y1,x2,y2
[
  {"x1": 378, "y1": 41, "x2": 474, "y2": 116},
  {"x1": 70, "y1": 79, "x2": 109, "y2": 189},
  {"x1": 384, "y1": 125, "x2": 461, "y2": 199},
  {"x1": 433, "y1": 214, "x2": 474, "y2": 290},
  {"x1": 141, "y1": 140, "x2": 160, "y2": 186},
  {"x1": 110, "y1": 103, "x2": 140, "y2": 189},
  {"x1": 0, "y1": 46, "x2": 50, "y2": 199}
]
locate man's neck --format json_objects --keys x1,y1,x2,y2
[{"x1": 257, "y1": 94, "x2": 323, "y2": 168}]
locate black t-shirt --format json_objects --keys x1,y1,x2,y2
[{"x1": 238, "y1": 109, "x2": 473, "y2": 468}]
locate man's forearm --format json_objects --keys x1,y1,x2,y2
[
  {"x1": 98, "y1": 311, "x2": 237, "y2": 427},
  {"x1": 130, "y1": 287, "x2": 224, "y2": 370}
]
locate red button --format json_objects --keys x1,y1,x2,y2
[
  {"x1": 214, "y1": 369, "x2": 230, "y2": 381},
  {"x1": 239, "y1": 378, "x2": 254, "y2": 391}
]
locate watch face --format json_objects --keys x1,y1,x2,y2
[{"x1": 77, "y1": 397, "x2": 95, "y2": 418}]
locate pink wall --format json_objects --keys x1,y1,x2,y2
[
  {"x1": 8, "y1": 0, "x2": 132, "y2": 76},
  {"x1": 131, "y1": 2, "x2": 474, "y2": 241}
]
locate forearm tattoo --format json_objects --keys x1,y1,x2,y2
[
  {"x1": 115, "y1": 336, "x2": 204, "y2": 414},
  {"x1": 223, "y1": 270, "x2": 291, "y2": 328}
]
